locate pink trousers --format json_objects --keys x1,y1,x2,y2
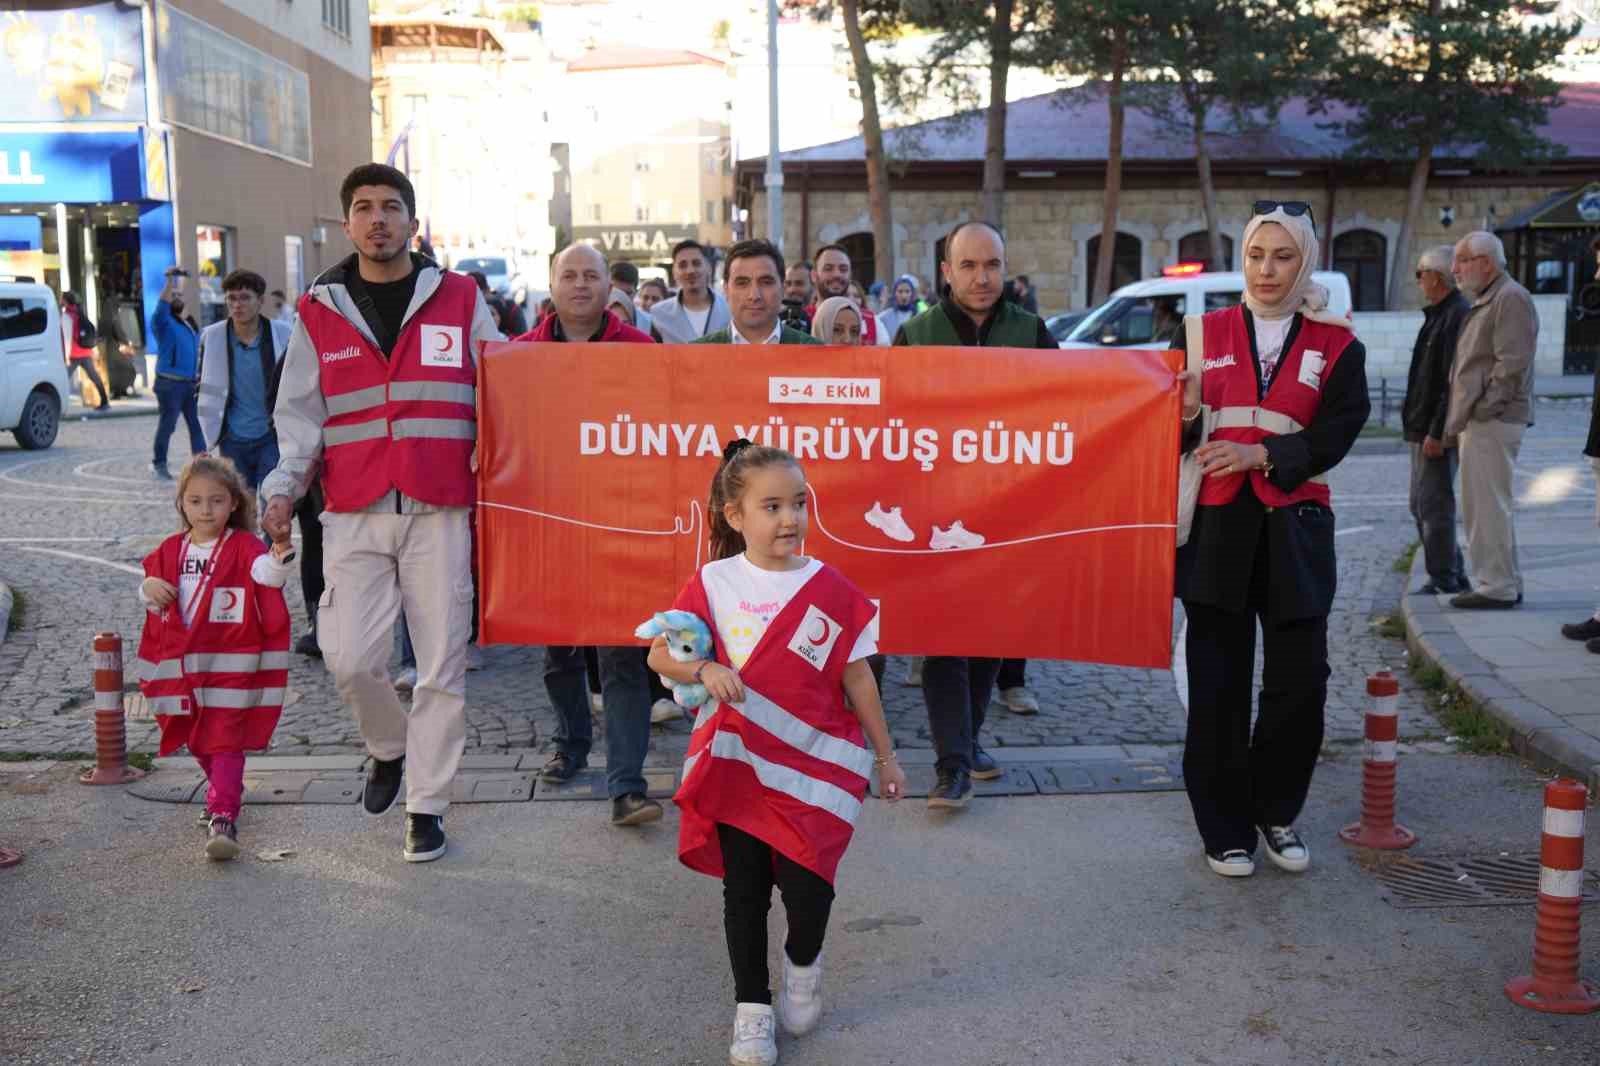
[{"x1": 194, "y1": 751, "x2": 245, "y2": 820}]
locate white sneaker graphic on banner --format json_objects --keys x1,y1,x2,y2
[
  {"x1": 930, "y1": 520, "x2": 985, "y2": 550},
  {"x1": 864, "y1": 501, "x2": 916, "y2": 543}
]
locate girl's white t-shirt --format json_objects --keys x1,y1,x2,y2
[
  {"x1": 701, "y1": 554, "x2": 875, "y2": 670},
  {"x1": 139, "y1": 534, "x2": 292, "y2": 623}
]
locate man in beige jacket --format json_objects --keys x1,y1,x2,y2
[{"x1": 1444, "y1": 231, "x2": 1537, "y2": 609}]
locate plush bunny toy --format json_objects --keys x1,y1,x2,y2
[{"x1": 635, "y1": 609, "x2": 715, "y2": 711}]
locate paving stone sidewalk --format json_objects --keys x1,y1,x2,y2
[{"x1": 1403, "y1": 509, "x2": 1600, "y2": 792}]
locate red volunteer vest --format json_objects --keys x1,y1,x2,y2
[
  {"x1": 298, "y1": 271, "x2": 479, "y2": 512},
  {"x1": 136, "y1": 532, "x2": 291, "y2": 757},
  {"x1": 671, "y1": 562, "x2": 879, "y2": 886},
  {"x1": 1197, "y1": 304, "x2": 1355, "y2": 509}
]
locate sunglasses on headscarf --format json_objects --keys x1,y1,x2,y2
[{"x1": 1252, "y1": 200, "x2": 1317, "y2": 231}]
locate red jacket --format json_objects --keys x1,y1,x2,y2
[
  {"x1": 1196, "y1": 305, "x2": 1355, "y2": 510},
  {"x1": 136, "y1": 531, "x2": 291, "y2": 757},
  {"x1": 513, "y1": 309, "x2": 655, "y2": 344},
  {"x1": 671, "y1": 562, "x2": 878, "y2": 886},
  {"x1": 298, "y1": 271, "x2": 480, "y2": 512}
]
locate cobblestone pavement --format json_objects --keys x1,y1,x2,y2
[{"x1": 4, "y1": 403, "x2": 1590, "y2": 759}]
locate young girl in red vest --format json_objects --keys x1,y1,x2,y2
[
  {"x1": 647, "y1": 440, "x2": 906, "y2": 1066},
  {"x1": 137, "y1": 456, "x2": 293, "y2": 861}
]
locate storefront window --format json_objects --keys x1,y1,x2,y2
[{"x1": 196, "y1": 224, "x2": 234, "y2": 326}]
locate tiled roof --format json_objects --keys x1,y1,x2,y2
[{"x1": 768, "y1": 82, "x2": 1600, "y2": 165}]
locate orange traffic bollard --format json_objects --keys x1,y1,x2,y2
[
  {"x1": 78, "y1": 632, "x2": 145, "y2": 786},
  {"x1": 1338, "y1": 669, "x2": 1416, "y2": 849},
  {"x1": 1505, "y1": 779, "x2": 1599, "y2": 1014}
]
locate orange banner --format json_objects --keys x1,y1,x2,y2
[{"x1": 477, "y1": 343, "x2": 1182, "y2": 668}]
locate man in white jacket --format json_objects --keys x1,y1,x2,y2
[
  {"x1": 261, "y1": 164, "x2": 500, "y2": 863},
  {"x1": 197, "y1": 269, "x2": 294, "y2": 491}
]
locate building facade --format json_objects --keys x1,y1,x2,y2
[
  {"x1": 0, "y1": 0, "x2": 371, "y2": 340},
  {"x1": 369, "y1": 9, "x2": 557, "y2": 291},
  {"x1": 737, "y1": 84, "x2": 1600, "y2": 371}
]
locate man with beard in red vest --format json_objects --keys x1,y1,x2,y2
[
  {"x1": 512, "y1": 243, "x2": 666, "y2": 827},
  {"x1": 261, "y1": 164, "x2": 501, "y2": 863}
]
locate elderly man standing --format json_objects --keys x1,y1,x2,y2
[
  {"x1": 1403, "y1": 247, "x2": 1469, "y2": 594},
  {"x1": 1444, "y1": 231, "x2": 1538, "y2": 610}
]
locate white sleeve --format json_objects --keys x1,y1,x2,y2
[
  {"x1": 250, "y1": 552, "x2": 291, "y2": 589},
  {"x1": 137, "y1": 580, "x2": 157, "y2": 612},
  {"x1": 261, "y1": 316, "x2": 326, "y2": 504}
]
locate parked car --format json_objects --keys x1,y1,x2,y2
[
  {"x1": 0, "y1": 277, "x2": 70, "y2": 449},
  {"x1": 1062, "y1": 267, "x2": 1354, "y2": 350},
  {"x1": 453, "y1": 254, "x2": 515, "y2": 294},
  {"x1": 1046, "y1": 310, "x2": 1090, "y2": 343}
]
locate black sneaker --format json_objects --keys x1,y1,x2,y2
[
  {"x1": 1588, "y1": 637, "x2": 1600, "y2": 656},
  {"x1": 1561, "y1": 617, "x2": 1600, "y2": 642},
  {"x1": 971, "y1": 747, "x2": 1002, "y2": 781},
  {"x1": 204, "y1": 816, "x2": 240, "y2": 861},
  {"x1": 540, "y1": 751, "x2": 584, "y2": 783},
  {"x1": 611, "y1": 793, "x2": 663, "y2": 826},
  {"x1": 927, "y1": 767, "x2": 972, "y2": 810},
  {"x1": 363, "y1": 755, "x2": 404, "y2": 815},
  {"x1": 404, "y1": 813, "x2": 446, "y2": 863},
  {"x1": 150, "y1": 462, "x2": 172, "y2": 481},
  {"x1": 1258, "y1": 824, "x2": 1310, "y2": 873},
  {"x1": 294, "y1": 629, "x2": 321, "y2": 658},
  {"x1": 1450, "y1": 591, "x2": 1517, "y2": 610}
]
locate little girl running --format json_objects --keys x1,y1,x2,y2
[
  {"x1": 647, "y1": 439, "x2": 906, "y2": 1066},
  {"x1": 136, "y1": 455, "x2": 293, "y2": 861}
]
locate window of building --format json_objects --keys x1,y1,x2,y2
[
  {"x1": 155, "y1": 2, "x2": 313, "y2": 165},
  {"x1": 636, "y1": 204, "x2": 650, "y2": 222},
  {"x1": 1333, "y1": 229, "x2": 1387, "y2": 311},
  {"x1": 588, "y1": 204, "x2": 602, "y2": 222},
  {"x1": 705, "y1": 200, "x2": 716, "y2": 223},
  {"x1": 322, "y1": 0, "x2": 351, "y2": 37},
  {"x1": 1085, "y1": 233, "x2": 1143, "y2": 302},
  {"x1": 284, "y1": 236, "x2": 304, "y2": 300},
  {"x1": 1177, "y1": 230, "x2": 1234, "y2": 270},
  {"x1": 195, "y1": 224, "x2": 235, "y2": 327}
]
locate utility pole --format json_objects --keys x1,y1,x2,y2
[{"x1": 765, "y1": 0, "x2": 784, "y2": 250}]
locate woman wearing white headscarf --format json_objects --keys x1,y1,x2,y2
[
  {"x1": 810, "y1": 295, "x2": 863, "y2": 344},
  {"x1": 1174, "y1": 202, "x2": 1370, "y2": 880}
]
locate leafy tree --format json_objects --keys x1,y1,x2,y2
[
  {"x1": 1318, "y1": 0, "x2": 1580, "y2": 308},
  {"x1": 1137, "y1": 0, "x2": 1334, "y2": 273}
]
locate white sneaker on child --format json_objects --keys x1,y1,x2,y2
[
  {"x1": 778, "y1": 951, "x2": 823, "y2": 1036},
  {"x1": 729, "y1": 1002, "x2": 778, "y2": 1066}
]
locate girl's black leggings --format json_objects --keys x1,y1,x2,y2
[{"x1": 717, "y1": 822, "x2": 835, "y2": 1005}]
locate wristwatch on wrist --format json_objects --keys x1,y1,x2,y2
[{"x1": 1259, "y1": 446, "x2": 1274, "y2": 477}]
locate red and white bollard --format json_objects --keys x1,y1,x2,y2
[
  {"x1": 1338, "y1": 669, "x2": 1416, "y2": 849},
  {"x1": 1505, "y1": 779, "x2": 1599, "y2": 1014},
  {"x1": 78, "y1": 632, "x2": 145, "y2": 786}
]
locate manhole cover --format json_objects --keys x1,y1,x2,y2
[{"x1": 1376, "y1": 856, "x2": 1600, "y2": 908}]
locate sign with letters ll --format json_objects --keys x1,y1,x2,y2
[{"x1": 477, "y1": 343, "x2": 1183, "y2": 667}]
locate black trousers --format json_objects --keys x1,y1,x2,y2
[
  {"x1": 718, "y1": 823, "x2": 834, "y2": 1006},
  {"x1": 997, "y1": 657, "x2": 1027, "y2": 689},
  {"x1": 296, "y1": 486, "x2": 324, "y2": 627},
  {"x1": 922, "y1": 656, "x2": 1002, "y2": 772},
  {"x1": 1181, "y1": 540, "x2": 1330, "y2": 854}
]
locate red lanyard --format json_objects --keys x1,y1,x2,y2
[{"x1": 177, "y1": 529, "x2": 230, "y2": 625}]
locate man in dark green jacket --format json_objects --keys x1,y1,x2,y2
[
  {"x1": 693, "y1": 238, "x2": 822, "y2": 346},
  {"x1": 895, "y1": 220, "x2": 1057, "y2": 810}
]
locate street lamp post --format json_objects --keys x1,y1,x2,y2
[{"x1": 765, "y1": 0, "x2": 783, "y2": 251}]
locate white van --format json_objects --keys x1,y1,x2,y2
[
  {"x1": 1062, "y1": 269, "x2": 1354, "y2": 350},
  {"x1": 0, "y1": 278, "x2": 70, "y2": 449}
]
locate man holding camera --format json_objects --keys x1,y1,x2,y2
[{"x1": 150, "y1": 265, "x2": 205, "y2": 479}]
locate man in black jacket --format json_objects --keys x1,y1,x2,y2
[{"x1": 1403, "y1": 246, "x2": 1469, "y2": 594}]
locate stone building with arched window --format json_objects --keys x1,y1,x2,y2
[{"x1": 736, "y1": 82, "x2": 1600, "y2": 355}]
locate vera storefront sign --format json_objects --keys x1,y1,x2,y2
[{"x1": 573, "y1": 226, "x2": 699, "y2": 257}]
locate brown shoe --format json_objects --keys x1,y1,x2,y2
[{"x1": 610, "y1": 793, "x2": 662, "y2": 826}]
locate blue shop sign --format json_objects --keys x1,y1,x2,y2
[{"x1": 0, "y1": 130, "x2": 147, "y2": 204}]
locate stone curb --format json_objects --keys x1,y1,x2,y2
[
  {"x1": 1349, "y1": 435, "x2": 1406, "y2": 456},
  {"x1": 0, "y1": 579, "x2": 12, "y2": 647},
  {"x1": 66, "y1": 402, "x2": 159, "y2": 422},
  {"x1": 1400, "y1": 551, "x2": 1600, "y2": 794}
]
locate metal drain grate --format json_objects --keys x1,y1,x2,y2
[{"x1": 1375, "y1": 855, "x2": 1600, "y2": 909}]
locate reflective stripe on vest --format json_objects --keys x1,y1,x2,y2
[
  {"x1": 391, "y1": 417, "x2": 477, "y2": 441},
  {"x1": 1214, "y1": 405, "x2": 1304, "y2": 435},
  {"x1": 325, "y1": 384, "x2": 387, "y2": 416},
  {"x1": 323, "y1": 418, "x2": 389, "y2": 446}
]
